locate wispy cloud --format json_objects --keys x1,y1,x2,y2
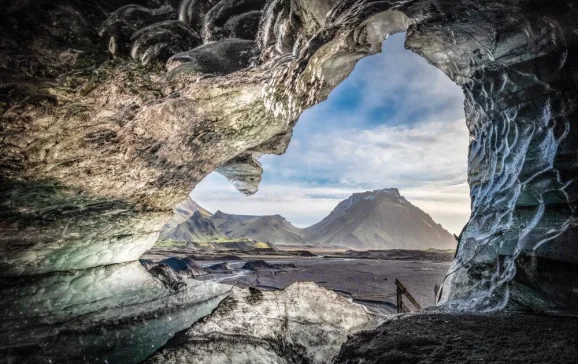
[
  {"x1": 264, "y1": 118, "x2": 469, "y2": 189},
  {"x1": 191, "y1": 33, "x2": 471, "y2": 234}
]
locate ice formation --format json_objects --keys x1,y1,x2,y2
[
  {"x1": 1, "y1": 0, "x2": 577, "y2": 361},
  {"x1": 146, "y1": 282, "x2": 381, "y2": 364}
]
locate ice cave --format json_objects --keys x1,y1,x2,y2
[{"x1": 0, "y1": 0, "x2": 577, "y2": 363}]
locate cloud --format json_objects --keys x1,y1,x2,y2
[
  {"x1": 265, "y1": 118, "x2": 469, "y2": 188},
  {"x1": 297, "y1": 33, "x2": 465, "y2": 133},
  {"x1": 190, "y1": 33, "x2": 471, "y2": 234}
]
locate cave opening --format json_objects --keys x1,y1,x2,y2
[
  {"x1": 2, "y1": 0, "x2": 578, "y2": 362},
  {"x1": 192, "y1": 32, "x2": 470, "y2": 234},
  {"x1": 152, "y1": 32, "x2": 470, "y2": 310}
]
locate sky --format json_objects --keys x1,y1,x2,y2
[{"x1": 191, "y1": 33, "x2": 471, "y2": 234}]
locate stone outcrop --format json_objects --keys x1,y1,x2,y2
[
  {"x1": 156, "y1": 256, "x2": 209, "y2": 277},
  {"x1": 1, "y1": 0, "x2": 578, "y2": 361},
  {"x1": 145, "y1": 282, "x2": 381, "y2": 364}
]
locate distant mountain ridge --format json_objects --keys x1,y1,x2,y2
[
  {"x1": 158, "y1": 189, "x2": 457, "y2": 250},
  {"x1": 159, "y1": 198, "x2": 225, "y2": 244},
  {"x1": 211, "y1": 211, "x2": 307, "y2": 245}
]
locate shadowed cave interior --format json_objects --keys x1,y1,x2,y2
[{"x1": 0, "y1": 0, "x2": 577, "y2": 363}]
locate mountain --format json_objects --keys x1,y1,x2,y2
[
  {"x1": 163, "y1": 211, "x2": 227, "y2": 244},
  {"x1": 159, "y1": 197, "x2": 226, "y2": 245},
  {"x1": 157, "y1": 189, "x2": 457, "y2": 250},
  {"x1": 302, "y1": 189, "x2": 456, "y2": 250},
  {"x1": 211, "y1": 211, "x2": 306, "y2": 245},
  {"x1": 157, "y1": 197, "x2": 300, "y2": 247},
  {"x1": 173, "y1": 196, "x2": 212, "y2": 221}
]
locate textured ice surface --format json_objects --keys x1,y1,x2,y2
[
  {"x1": 0, "y1": 262, "x2": 231, "y2": 363},
  {"x1": 0, "y1": 181, "x2": 170, "y2": 276},
  {"x1": 2, "y1": 2, "x2": 578, "y2": 362},
  {"x1": 429, "y1": 9, "x2": 578, "y2": 311},
  {"x1": 146, "y1": 282, "x2": 382, "y2": 364},
  {"x1": 130, "y1": 20, "x2": 202, "y2": 64}
]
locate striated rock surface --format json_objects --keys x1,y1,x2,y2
[
  {"x1": 145, "y1": 282, "x2": 382, "y2": 364},
  {"x1": 1, "y1": 0, "x2": 578, "y2": 361}
]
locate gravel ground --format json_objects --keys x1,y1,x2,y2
[
  {"x1": 219, "y1": 258, "x2": 450, "y2": 309},
  {"x1": 334, "y1": 312, "x2": 578, "y2": 364}
]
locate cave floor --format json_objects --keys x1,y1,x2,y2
[{"x1": 334, "y1": 312, "x2": 578, "y2": 364}]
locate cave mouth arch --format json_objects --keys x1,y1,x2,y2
[
  {"x1": 177, "y1": 31, "x2": 471, "y2": 309},
  {"x1": 190, "y1": 30, "x2": 471, "y2": 231},
  {"x1": 173, "y1": 4, "x2": 576, "y2": 313},
  {"x1": 0, "y1": 0, "x2": 572, "y2": 313},
  {"x1": 1, "y1": 1, "x2": 578, "y2": 362}
]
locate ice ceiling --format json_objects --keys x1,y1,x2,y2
[{"x1": 0, "y1": 0, "x2": 577, "y2": 362}]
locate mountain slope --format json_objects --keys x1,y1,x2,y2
[
  {"x1": 165, "y1": 211, "x2": 227, "y2": 244},
  {"x1": 158, "y1": 189, "x2": 457, "y2": 250},
  {"x1": 157, "y1": 198, "x2": 305, "y2": 246},
  {"x1": 302, "y1": 189, "x2": 456, "y2": 250},
  {"x1": 158, "y1": 196, "x2": 226, "y2": 245},
  {"x1": 211, "y1": 211, "x2": 307, "y2": 245}
]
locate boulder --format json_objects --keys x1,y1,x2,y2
[{"x1": 241, "y1": 259, "x2": 275, "y2": 270}]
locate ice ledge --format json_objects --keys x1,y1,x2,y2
[{"x1": 146, "y1": 282, "x2": 383, "y2": 364}]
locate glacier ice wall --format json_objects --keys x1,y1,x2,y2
[{"x1": 1, "y1": 0, "x2": 577, "y2": 361}]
